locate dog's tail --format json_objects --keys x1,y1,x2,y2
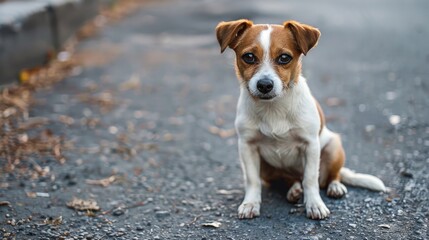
[{"x1": 340, "y1": 167, "x2": 386, "y2": 192}]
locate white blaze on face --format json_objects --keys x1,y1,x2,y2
[{"x1": 248, "y1": 25, "x2": 283, "y2": 98}]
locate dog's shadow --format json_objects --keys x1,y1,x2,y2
[
  {"x1": 265, "y1": 179, "x2": 291, "y2": 195},
  {"x1": 258, "y1": 180, "x2": 308, "y2": 218}
]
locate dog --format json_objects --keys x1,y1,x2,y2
[{"x1": 215, "y1": 19, "x2": 386, "y2": 220}]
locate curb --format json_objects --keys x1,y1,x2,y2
[{"x1": 0, "y1": 0, "x2": 114, "y2": 85}]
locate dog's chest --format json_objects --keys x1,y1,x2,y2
[{"x1": 257, "y1": 120, "x2": 308, "y2": 171}]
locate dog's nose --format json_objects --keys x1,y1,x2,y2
[{"x1": 257, "y1": 79, "x2": 274, "y2": 94}]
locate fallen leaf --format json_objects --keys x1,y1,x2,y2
[
  {"x1": 32, "y1": 161, "x2": 50, "y2": 177},
  {"x1": 77, "y1": 91, "x2": 117, "y2": 112},
  {"x1": 67, "y1": 198, "x2": 100, "y2": 211},
  {"x1": 0, "y1": 201, "x2": 11, "y2": 206},
  {"x1": 0, "y1": 0, "x2": 141, "y2": 179},
  {"x1": 202, "y1": 221, "x2": 221, "y2": 228},
  {"x1": 53, "y1": 144, "x2": 61, "y2": 158},
  {"x1": 86, "y1": 176, "x2": 116, "y2": 187},
  {"x1": 58, "y1": 115, "x2": 75, "y2": 125},
  {"x1": 43, "y1": 216, "x2": 62, "y2": 225},
  {"x1": 85, "y1": 210, "x2": 97, "y2": 217},
  {"x1": 18, "y1": 117, "x2": 50, "y2": 130},
  {"x1": 26, "y1": 192, "x2": 37, "y2": 198},
  {"x1": 2, "y1": 107, "x2": 17, "y2": 118},
  {"x1": 19, "y1": 69, "x2": 30, "y2": 83}
]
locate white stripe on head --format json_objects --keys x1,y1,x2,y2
[
  {"x1": 259, "y1": 25, "x2": 272, "y2": 62},
  {"x1": 248, "y1": 25, "x2": 283, "y2": 99}
]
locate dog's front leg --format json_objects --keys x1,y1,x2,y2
[
  {"x1": 303, "y1": 139, "x2": 330, "y2": 219},
  {"x1": 237, "y1": 138, "x2": 261, "y2": 219}
]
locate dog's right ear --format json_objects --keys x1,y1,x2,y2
[
  {"x1": 215, "y1": 19, "x2": 253, "y2": 53},
  {"x1": 283, "y1": 21, "x2": 320, "y2": 56}
]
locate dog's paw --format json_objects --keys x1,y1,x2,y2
[
  {"x1": 305, "y1": 196, "x2": 330, "y2": 220},
  {"x1": 238, "y1": 202, "x2": 260, "y2": 219},
  {"x1": 287, "y1": 182, "x2": 303, "y2": 203},
  {"x1": 327, "y1": 180, "x2": 347, "y2": 198}
]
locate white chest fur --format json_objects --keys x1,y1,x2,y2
[
  {"x1": 235, "y1": 76, "x2": 320, "y2": 171},
  {"x1": 259, "y1": 137, "x2": 306, "y2": 173}
]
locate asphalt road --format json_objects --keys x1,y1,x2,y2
[{"x1": 1, "y1": 0, "x2": 428, "y2": 239}]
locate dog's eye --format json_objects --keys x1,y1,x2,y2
[
  {"x1": 242, "y1": 53, "x2": 257, "y2": 64},
  {"x1": 277, "y1": 54, "x2": 292, "y2": 65}
]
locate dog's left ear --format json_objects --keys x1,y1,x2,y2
[
  {"x1": 216, "y1": 19, "x2": 253, "y2": 53},
  {"x1": 284, "y1": 21, "x2": 321, "y2": 56}
]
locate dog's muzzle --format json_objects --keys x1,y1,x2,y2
[{"x1": 255, "y1": 78, "x2": 276, "y2": 100}]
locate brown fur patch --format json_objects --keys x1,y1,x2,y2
[
  {"x1": 319, "y1": 133, "x2": 345, "y2": 188},
  {"x1": 232, "y1": 25, "x2": 267, "y2": 82},
  {"x1": 269, "y1": 25, "x2": 303, "y2": 86},
  {"x1": 283, "y1": 21, "x2": 321, "y2": 56},
  {"x1": 314, "y1": 98, "x2": 325, "y2": 135},
  {"x1": 215, "y1": 19, "x2": 253, "y2": 53}
]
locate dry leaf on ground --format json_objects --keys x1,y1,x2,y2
[
  {"x1": 26, "y1": 192, "x2": 37, "y2": 198},
  {"x1": 0, "y1": 201, "x2": 11, "y2": 206},
  {"x1": 58, "y1": 115, "x2": 75, "y2": 125},
  {"x1": 17, "y1": 117, "x2": 50, "y2": 130},
  {"x1": 67, "y1": 198, "x2": 100, "y2": 211},
  {"x1": 0, "y1": 0, "x2": 143, "y2": 177},
  {"x1": 43, "y1": 216, "x2": 63, "y2": 225},
  {"x1": 77, "y1": 91, "x2": 117, "y2": 112},
  {"x1": 86, "y1": 176, "x2": 116, "y2": 187}
]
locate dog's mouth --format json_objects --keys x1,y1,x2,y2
[
  {"x1": 246, "y1": 85, "x2": 278, "y2": 101},
  {"x1": 258, "y1": 95, "x2": 275, "y2": 100},
  {"x1": 248, "y1": 91, "x2": 277, "y2": 101}
]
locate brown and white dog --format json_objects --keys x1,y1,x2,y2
[{"x1": 215, "y1": 19, "x2": 386, "y2": 220}]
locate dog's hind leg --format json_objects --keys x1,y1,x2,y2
[{"x1": 319, "y1": 131, "x2": 347, "y2": 198}]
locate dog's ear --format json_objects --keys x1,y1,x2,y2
[
  {"x1": 283, "y1": 21, "x2": 321, "y2": 56},
  {"x1": 216, "y1": 19, "x2": 253, "y2": 53}
]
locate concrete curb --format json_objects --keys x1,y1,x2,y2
[{"x1": 0, "y1": 0, "x2": 114, "y2": 85}]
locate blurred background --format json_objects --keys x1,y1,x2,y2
[{"x1": 0, "y1": 0, "x2": 428, "y2": 239}]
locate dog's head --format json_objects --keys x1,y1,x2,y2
[{"x1": 216, "y1": 19, "x2": 320, "y2": 100}]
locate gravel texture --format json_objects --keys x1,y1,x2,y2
[{"x1": 1, "y1": 0, "x2": 428, "y2": 239}]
